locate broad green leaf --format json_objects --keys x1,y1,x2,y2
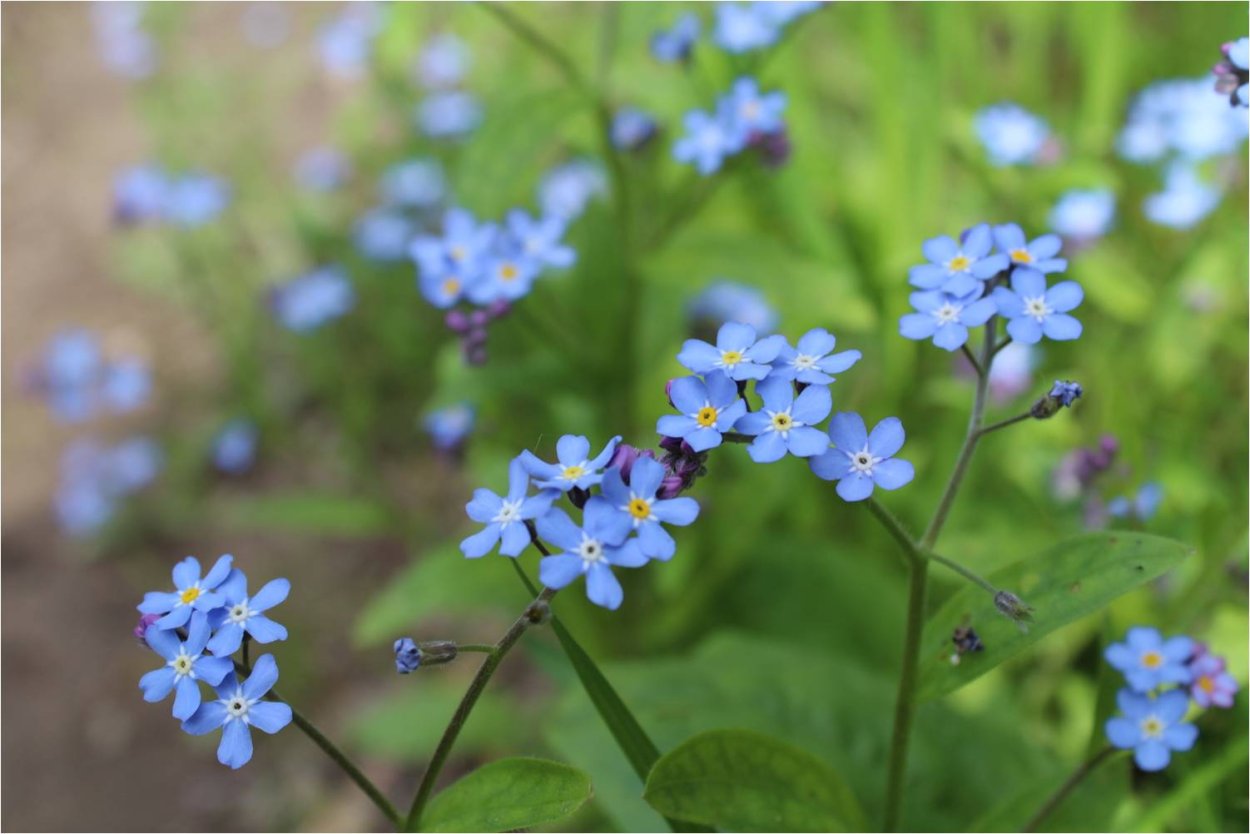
[
  {"x1": 421, "y1": 757, "x2": 593, "y2": 833},
  {"x1": 917, "y1": 532, "x2": 1193, "y2": 702},
  {"x1": 644, "y1": 729, "x2": 866, "y2": 832},
  {"x1": 217, "y1": 492, "x2": 393, "y2": 537}
]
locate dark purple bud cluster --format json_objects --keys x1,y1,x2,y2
[
  {"x1": 445, "y1": 300, "x2": 510, "y2": 365},
  {"x1": 1213, "y1": 41, "x2": 1248, "y2": 107},
  {"x1": 658, "y1": 436, "x2": 707, "y2": 498},
  {"x1": 750, "y1": 126, "x2": 792, "y2": 169}
]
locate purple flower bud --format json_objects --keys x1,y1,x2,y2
[
  {"x1": 465, "y1": 345, "x2": 488, "y2": 365},
  {"x1": 659, "y1": 435, "x2": 686, "y2": 456},
  {"x1": 664, "y1": 379, "x2": 676, "y2": 408},
  {"x1": 752, "y1": 128, "x2": 791, "y2": 169},
  {"x1": 658, "y1": 474, "x2": 685, "y2": 499},
  {"x1": 445, "y1": 309, "x2": 470, "y2": 333},
  {"x1": 607, "y1": 443, "x2": 655, "y2": 484},
  {"x1": 394, "y1": 637, "x2": 422, "y2": 674},
  {"x1": 485, "y1": 299, "x2": 511, "y2": 320},
  {"x1": 134, "y1": 612, "x2": 160, "y2": 643},
  {"x1": 1099, "y1": 434, "x2": 1119, "y2": 456},
  {"x1": 469, "y1": 309, "x2": 490, "y2": 328}
]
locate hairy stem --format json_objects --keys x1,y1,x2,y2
[
  {"x1": 1021, "y1": 747, "x2": 1118, "y2": 832},
  {"x1": 404, "y1": 586, "x2": 557, "y2": 831}
]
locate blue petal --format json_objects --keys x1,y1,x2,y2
[
  {"x1": 242, "y1": 654, "x2": 280, "y2": 701},
  {"x1": 460, "y1": 524, "x2": 501, "y2": 558},
  {"x1": 971, "y1": 253, "x2": 1009, "y2": 278},
  {"x1": 539, "y1": 553, "x2": 585, "y2": 589},
  {"x1": 809, "y1": 449, "x2": 848, "y2": 482},
  {"x1": 685, "y1": 426, "x2": 723, "y2": 452},
  {"x1": 908, "y1": 263, "x2": 948, "y2": 289},
  {"x1": 748, "y1": 431, "x2": 788, "y2": 463},
  {"x1": 506, "y1": 457, "x2": 530, "y2": 503},
  {"x1": 818, "y1": 349, "x2": 861, "y2": 374},
  {"x1": 992, "y1": 223, "x2": 1025, "y2": 252},
  {"x1": 218, "y1": 719, "x2": 254, "y2": 769},
  {"x1": 145, "y1": 625, "x2": 182, "y2": 660},
  {"x1": 497, "y1": 521, "x2": 530, "y2": 557},
  {"x1": 791, "y1": 385, "x2": 832, "y2": 425},
  {"x1": 556, "y1": 435, "x2": 591, "y2": 466},
  {"x1": 465, "y1": 488, "x2": 504, "y2": 523},
  {"x1": 600, "y1": 467, "x2": 632, "y2": 505},
  {"x1": 139, "y1": 591, "x2": 180, "y2": 615},
  {"x1": 608, "y1": 539, "x2": 649, "y2": 567},
  {"x1": 245, "y1": 614, "x2": 288, "y2": 644},
  {"x1": 202, "y1": 555, "x2": 234, "y2": 589},
  {"x1": 745, "y1": 334, "x2": 787, "y2": 364},
  {"x1": 677, "y1": 339, "x2": 721, "y2": 373},
  {"x1": 181, "y1": 701, "x2": 228, "y2": 735},
  {"x1": 248, "y1": 701, "x2": 293, "y2": 734},
  {"x1": 963, "y1": 224, "x2": 992, "y2": 258},
  {"x1": 921, "y1": 235, "x2": 958, "y2": 263},
  {"x1": 657, "y1": 414, "x2": 699, "y2": 439},
  {"x1": 1134, "y1": 740, "x2": 1170, "y2": 772},
  {"x1": 730, "y1": 361, "x2": 772, "y2": 381},
  {"x1": 172, "y1": 675, "x2": 202, "y2": 720},
  {"x1": 516, "y1": 450, "x2": 561, "y2": 481},
  {"x1": 519, "y1": 490, "x2": 557, "y2": 520},
  {"x1": 1104, "y1": 643, "x2": 1135, "y2": 672},
  {"x1": 249, "y1": 578, "x2": 290, "y2": 613},
  {"x1": 961, "y1": 298, "x2": 998, "y2": 327},
  {"x1": 195, "y1": 656, "x2": 234, "y2": 686},
  {"x1": 787, "y1": 426, "x2": 829, "y2": 458},
  {"x1": 206, "y1": 623, "x2": 244, "y2": 657},
  {"x1": 942, "y1": 273, "x2": 981, "y2": 298},
  {"x1": 991, "y1": 287, "x2": 1023, "y2": 318},
  {"x1": 669, "y1": 376, "x2": 708, "y2": 414},
  {"x1": 1154, "y1": 689, "x2": 1191, "y2": 723},
  {"x1": 899, "y1": 313, "x2": 937, "y2": 340},
  {"x1": 1104, "y1": 717, "x2": 1141, "y2": 749},
  {"x1": 868, "y1": 417, "x2": 906, "y2": 458},
  {"x1": 535, "y1": 508, "x2": 582, "y2": 551},
  {"x1": 827, "y1": 411, "x2": 867, "y2": 451},
  {"x1": 1010, "y1": 267, "x2": 1047, "y2": 299},
  {"x1": 637, "y1": 522, "x2": 676, "y2": 560},
  {"x1": 216, "y1": 570, "x2": 248, "y2": 605},
  {"x1": 873, "y1": 459, "x2": 914, "y2": 490},
  {"x1": 1042, "y1": 314, "x2": 1082, "y2": 341},
  {"x1": 1029, "y1": 233, "x2": 1062, "y2": 259},
  {"x1": 1006, "y1": 316, "x2": 1043, "y2": 345},
  {"x1": 587, "y1": 436, "x2": 623, "y2": 469},
  {"x1": 585, "y1": 563, "x2": 624, "y2": 610},
  {"x1": 716, "y1": 398, "x2": 747, "y2": 431},
  {"x1": 172, "y1": 557, "x2": 202, "y2": 590},
  {"x1": 1163, "y1": 723, "x2": 1198, "y2": 752},
  {"x1": 584, "y1": 496, "x2": 633, "y2": 546},
  {"x1": 140, "y1": 667, "x2": 177, "y2": 702},
  {"x1": 1162, "y1": 636, "x2": 1195, "y2": 664},
  {"x1": 1045, "y1": 281, "x2": 1083, "y2": 313},
  {"x1": 704, "y1": 370, "x2": 739, "y2": 407},
  {"x1": 192, "y1": 591, "x2": 225, "y2": 612},
  {"x1": 796, "y1": 328, "x2": 836, "y2": 357},
  {"x1": 183, "y1": 612, "x2": 212, "y2": 654},
  {"x1": 1118, "y1": 688, "x2": 1153, "y2": 717},
  {"x1": 716, "y1": 322, "x2": 757, "y2": 352},
  {"x1": 735, "y1": 410, "x2": 773, "y2": 436},
  {"x1": 932, "y1": 322, "x2": 969, "y2": 351},
  {"x1": 1125, "y1": 627, "x2": 1162, "y2": 651},
  {"x1": 650, "y1": 496, "x2": 699, "y2": 526},
  {"x1": 754, "y1": 376, "x2": 794, "y2": 413},
  {"x1": 155, "y1": 605, "x2": 193, "y2": 630},
  {"x1": 836, "y1": 474, "x2": 875, "y2": 502},
  {"x1": 630, "y1": 457, "x2": 665, "y2": 499}
]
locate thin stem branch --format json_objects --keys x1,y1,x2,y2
[
  {"x1": 476, "y1": 3, "x2": 593, "y2": 100},
  {"x1": 454, "y1": 643, "x2": 495, "y2": 654},
  {"x1": 978, "y1": 412, "x2": 1032, "y2": 437},
  {"x1": 1021, "y1": 747, "x2": 1118, "y2": 832},
  {"x1": 960, "y1": 343, "x2": 983, "y2": 377},
  {"x1": 404, "y1": 586, "x2": 558, "y2": 831},
  {"x1": 928, "y1": 551, "x2": 998, "y2": 596},
  {"x1": 865, "y1": 497, "x2": 922, "y2": 565},
  {"x1": 882, "y1": 557, "x2": 928, "y2": 832}
]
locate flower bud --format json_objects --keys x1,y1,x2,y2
[
  {"x1": 417, "y1": 640, "x2": 458, "y2": 666},
  {"x1": 485, "y1": 299, "x2": 511, "y2": 320},
  {"x1": 752, "y1": 128, "x2": 791, "y2": 169},
  {"x1": 394, "y1": 637, "x2": 422, "y2": 674},
  {"x1": 993, "y1": 591, "x2": 1034, "y2": 631},
  {"x1": 657, "y1": 474, "x2": 685, "y2": 499},
  {"x1": 525, "y1": 599, "x2": 551, "y2": 625},
  {"x1": 134, "y1": 612, "x2": 160, "y2": 643},
  {"x1": 607, "y1": 444, "x2": 655, "y2": 484},
  {"x1": 445, "y1": 310, "x2": 471, "y2": 333},
  {"x1": 1031, "y1": 380, "x2": 1082, "y2": 418}
]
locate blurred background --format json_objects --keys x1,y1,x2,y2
[{"x1": 2, "y1": 2, "x2": 1246, "y2": 831}]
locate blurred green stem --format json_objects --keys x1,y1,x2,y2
[
  {"x1": 928, "y1": 551, "x2": 998, "y2": 596},
  {"x1": 404, "y1": 586, "x2": 558, "y2": 832},
  {"x1": 1021, "y1": 747, "x2": 1118, "y2": 832},
  {"x1": 865, "y1": 499, "x2": 998, "y2": 595},
  {"x1": 979, "y1": 411, "x2": 1032, "y2": 437}
]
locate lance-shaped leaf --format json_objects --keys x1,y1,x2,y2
[{"x1": 421, "y1": 757, "x2": 593, "y2": 832}]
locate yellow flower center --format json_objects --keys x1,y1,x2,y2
[
  {"x1": 1141, "y1": 650, "x2": 1163, "y2": 669},
  {"x1": 1010, "y1": 248, "x2": 1033, "y2": 264},
  {"x1": 500, "y1": 263, "x2": 518, "y2": 282},
  {"x1": 179, "y1": 587, "x2": 201, "y2": 605},
  {"x1": 1199, "y1": 675, "x2": 1215, "y2": 694},
  {"x1": 720, "y1": 350, "x2": 744, "y2": 367},
  {"x1": 561, "y1": 465, "x2": 586, "y2": 481},
  {"x1": 441, "y1": 277, "x2": 461, "y2": 296},
  {"x1": 449, "y1": 244, "x2": 468, "y2": 262},
  {"x1": 628, "y1": 498, "x2": 651, "y2": 520},
  {"x1": 696, "y1": 406, "x2": 718, "y2": 427},
  {"x1": 771, "y1": 412, "x2": 793, "y2": 432},
  {"x1": 1140, "y1": 716, "x2": 1164, "y2": 738},
  {"x1": 948, "y1": 254, "x2": 971, "y2": 272}
]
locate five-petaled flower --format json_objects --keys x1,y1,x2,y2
[
  {"x1": 536, "y1": 500, "x2": 647, "y2": 610},
  {"x1": 726, "y1": 77, "x2": 787, "y2": 141},
  {"x1": 810, "y1": 412, "x2": 915, "y2": 502},
  {"x1": 992, "y1": 224, "x2": 1067, "y2": 274},
  {"x1": 462, "y1": 457, "x2": 558, "y2": 558},
  {"x1": 600, "y1": 457, "x2": 700, "y2": 560},
  {"x1": 898, "y1": 290, "x2": 998, "y2": 351},
  {"x1": 519, "y1": 435, "x2": 622, "y2": 492},
  {"x1": 678, "y1": 322, "x2": 787, "y2": 381},
  {"x1": 206, "y1": 571, "x2": 291, "y2": 656},
  {"x1": 990, "y1": 268, "x2": 1083, "y2": 344},
  {"x1": 908, "y1": 224, "x2": 1009, "y2": 297},
  {"x1": 734, "y1": 376, "x2": 832, "y2": 463},
  {"x1": 1105, "y1": 626, "x2": 1194, "y2": 692},
  {"x1": 138, "y1": 554, "x2": 234, "y2": 630},
  {"x1": 1187, "y1": 647, "x2": 1239, "y2": 709},
  {"x1": 1105, "y1": 689, "x2": 1198, "y2": 771},
  {"x1": 656, "y1": 371, "x2": 748, "y2": 452},
  {"x1": 770, "y1": 328, "x2": 861, "y2": 385},
  {"x1": 139, "y1": 612, "x2": 233, "y2": 720},
  {"x1": 181, "y1": 655, "x2": 293, "y2": 770},
  {"x1": 505, "y1": 209, "x2": 576, "y2": 271},
  {"x1": 672, "y1": 106, "x2": 742, "y2": 176}
]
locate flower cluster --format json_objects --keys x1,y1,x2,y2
[
  {"x1": 56, "y1": 437, "x2": 162, "y2": 536},
  {"x1": 649, "y1": 4, "x2": 821, "y2": 63},
  {"x1": 354, "y1": 159, "x2": 446, "y2": 262},
  {"x1": 269, "y1": 265, "x2": 356, "y2": 333},
  {"x1": 900, "y1": 223, "x2": 1082, "y2": 350},
  {"x1": 25, "y1": 329, "x2": 150, "y2": 424},
  {"x1": 317, "y1": 2, "x2": 384, "y2": 81},
  {"x1": 1104, "y1": 628, "x2": 1237, "y2": 771},
  {"x1": 673, "y1": 77, "x2": 790, "y2": 175},
  {"x1": 294, "y1": 146, "x2": 352, "y2": 192},
  {"x1": 113, "y1": 165, "x2": 231, "y2": 228},
  {"x1": 414, "y1": 33, "x2": 482, "y2": 140},
  {"x1": 1212, "y1": 37, "x2": 1249, "y2": 108},
  {"x1": 135, "y1": 555, "x2": 292, "y2": 769},
  {"x1": 1049, "y1": 188, "x2": 1116, "y2": 244}
]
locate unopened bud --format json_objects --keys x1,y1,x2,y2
[
  {"x1": 394, "y1": 637, "x2": 422, "y2": 674},
  {"x1": 658, "y1": 474, "x2": 685, "y2": 499},
  {"x1": 418, "y1": 640, "x2": 458, "y2": 666},
  {"x1": 134, "y1": 613, "x2": 160, "y2": 643},
  {"x1": 1031, "y1": 380, "x2": 1082, "y2": 418},
  {"x1": 993, "y1": 591, "x2": 1034, "y2": 631},
  {"x1": 525, "y1": 600, "x2": 551, "y2": 625},
  {"x1": 607, "y1": 444, "x2": 654, "y2": 484},
  {"x1": 445, "y1": 310, "x2": 471, "y2": 333}
]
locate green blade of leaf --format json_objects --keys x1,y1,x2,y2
[
  {"x1": 643, "y1": 728, "x2": 867, "y2": 832},
  {"x1": 420, "y1": 757, "x2": 593, "y2": 833},
  {"x1": 918, "y1": 532, "x2": 1193, "y2": 702}
]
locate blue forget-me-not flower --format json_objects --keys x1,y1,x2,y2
[
  {"x1": 394, "y1": 637, "x2": 422, "y2": 673},
  {"x1": 271, "y1": 266, "x2": 356, "y2": 332},
  {"x1": 1049, "y1": 189, "x2": 1116, "y2": 241},
  {"x1": 678, "y1": 321, "x2": 787, "y2": 381},
  {"x1": 1105, "y1": 688, "x2": 1197, "y2": 771},
  {"x1": 600, "y1": 457, "x2": 700, "y2": 560},
  {"x1": 657, "y1": 371, "x2": 748, "y2": 452},
  {"x1": 909, "y1": 224, "x2": 1009, "y2": 296},
  {"x1": 899, "y1": 290, "x2": 998, "y2": 351},
  {"x1": 974, "y1": 103, "x2": 1051, "y2": 166},
  {"x1": 138, "y1": 554, "x2": 235, "y2": 630},
  {"x1": 462, "y1": 457, "x2": 558, "y2": 558},
  {"x1": 139, "y1": 612, "x2": 233, "y2": 720},
  {"x1": 734, "y1": 376, "x2": 832, "y2": 463},
  {"x1": 181, "y1": 655, "x2": 292, "y2": 769},
  {"x1": 990, "y1": 268, "x2": 1083, "y2": 345},
  {"x1": 1108, "y1": 482, "x2": 1164, "y2": 522},
  {"x1": 519, "y1": 435, "x2": 622, "y2": 492},
  {"x1": 810, "y1": 413, "x2": 915, "y2": 502},
  {"x1": 1105, "y1": 626, "x2": 1194, "y2": 692},
  {"x1": 992, "y1": 223, "x2": 1067, "y2": 274},
  {"x1": 771, "y1": 328, "x2": 861, "y2": 385},
  {"x1": 536, "y1": 500, "x2": 647, "y2": 611},
  {"x1": 206, "y1": 571, "x2": 291, "y2": 656}
]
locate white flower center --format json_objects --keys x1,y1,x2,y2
[
  {"x1": 848, "y1": 448, "x2": 877, "y2": 475},
  {"x1": 1023, "y1": 296, "x2": 1051, "y2": 321},
  {"x1": 767, "y1": 409, "x2": 797, "y2": 435},
  {"x1": 524, "y1": 237, "x2": 543, "y2": 255},
  {"x1": 492, "y1": 499, "x2": 523, "y2": 526},
  {"x1": 577, "y1": 534, "x2": 604, "y2": 563},
  {"x1": 933, "y1": 302, "x2": 961, "y2": 325},
  {"x1": 223, "y1": 688, "x2": 254, "y2": 724},
  {"x1": 1139, "y1": 715, "x2": 1164, "y2": 738},
  {"x1": 170, "y1": 650, "x2": 196, "y2": 679},
  {"x1": 227, "y1": 601, "x2": 251, "y2": 625},
  {"x1": 792, "y1": 354, "x2": 819, "y2": 370}
]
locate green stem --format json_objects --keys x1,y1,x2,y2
[
  {"x1": 404, "y1": 587, "x2": 557, "y2": 831},
  {"x1": 979, "y1": 411, "x2": 1032, "y2": 437},
  {"x1": 865, "y1": 497, "x2": 922, "y2": 565},
  {"x1": 882, "y1": 556, "x2": 929, "y2": 832},
  {"x1": 960, "y1": 343, "x2": 983, "y2": 377},
  {"x1": 928, "y1": 551, "x2": 998, "y2": 596},
  {"x1": 1021, "y1": 747, "x2": 1118, "y2": 832},
  {"x1": 475, "y1": 3, "x2": 593, "y2": 99},
  {"x1": 453, "y1": 643, "x2": 495, "y2": 654}
]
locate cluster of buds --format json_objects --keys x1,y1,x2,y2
[
  {"x1": 445, "y1": 300, "x2": 510, "y2": 365},
  {"x1": 1052, "y1": 434, "x2": 1119, "y2": 501},
  {"x1": 1212, "y1": 40, "x2": 1249, "y2": 108},
  {"x1": 750, "y1": 126, "x2": 792, "y2": 169}
]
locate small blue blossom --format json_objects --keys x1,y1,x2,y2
[
  {"x1": 712, "y1": 3, "x2": 780, "y2": 53},
  {"x1": 990, "y1": 268, "x2": 1083, "y2": 345},
  {"x1": 1105, "y1": 626, "x2": 1194, "y2": 692},
  {"x1": 1105, "y1": 689, "x2": 1197, "y2": 771},
  {"x1": 688, "y1": 281, "x2": 779, "y2": 333},
  {"x1": 1119, "y1": 78, "x2": 1248, "y2": 163},
  {"x1": 677, "y1": 321, "x2": 787, "y2": 381},
  {"x1": 650, "y1": 13, "x2": 700, "y2": 63},
  {"x1": 725, "y1": 77, "x2": 787, "y2": 141},
  {"x1": 417, "y1": 91, "x2": 483, "y2": 140},
  {"x1": 206, "y1": 571, "x2": 290, "y2": 656},
  {"x1": 181, "y1": 655, "x2": 293, "y2": 770},
  {"x1": 113, "y1": 165, "x2": 168, "y2": 223},
  {"x1": 472, "y1": 250, "x2": 540, "y2": 304},
  {"x1": 137, "y1": 554, "x2": 235, "y2": 630},
  {"x1": 416, "y1": 33, "x2": 469, "y2": 90},
  {"x1": 411, "y1": 209, "x2": 496, "y2": 290},
  {"x1": 734, "y1": 376, "x2": 832, "y2": 463},
  {"x1": 611, "y1": 107, "x2": 659, "y2": 151},
  {"x1": 974, "y1": 103, "x2": 1051, "y2": 166},
  {"x1": 1108, "y1": 482, "x2": 1164, "y2": 522},
  {"x1": 461, "y1": 457, "x2": 558, "y2": 557},
  {"x1": 755, "y1": 1, "x2": 824, "y2": 27},
  {"x1": 1049, "y1": 189, "x2": 1115, "y2": 241},
  {"x1": 213, "y1": 419, "x2": 259, "y2": 474},
  {"x1": 164, "y1": 174, "x2": 231, "y2": 228},
  {"x1": 810, "y1": 413, "x2": 915, "y2": 502},
  {"x1": 293, "y1": 147, "x2": 350, "y2": 191},
  {"x1": 536, "y1": 500, "x2": 646, "y2": 611},
  {"x1": 380, "y1": 159, "x2": 445, "y2": 208},
  {"x1": 539, "y1": 159, "x2": 607, "y2": 221},
  {"x1": 673, "y1": 106, "x2": 743, "y2": 175},
  {"x1": 423, "y1": 403, "x2": 475, "y2": 451},
  {"x1": 771, "y1": 328, "x2": 861, "y2": 385},
  {"x1": 909, "y1": 224, "x2": 1009, "y2": 296},
  {"x1": 271, "y1": 266, "x2": 355, "y2": 332},
  {"x1": 37, "y1": 330, "x2": 101, "y2": 422},
  {"x1": 600, "y1": 457, "x2": 700, "y2": 560},
  {"x1": 316, "y1": 2, "x2": 382, "y2": 80},
  {"x1": 992, "y1": 224, "x2": 1067, "y2": 274},
  {"x1": 55, "y1": 437, "x2": 161, "y2": 536},
  {"x1": 92, "y1": 2, "x2": 156, "y2": 79},
  {"x1": 109, "y1": 436, "x2": 162, "y2": 492},
  {"x1": 139, "y1": 612, "x2": 233, "y2": 720},
  {"x1": 657, "y1": 371, "x2": 748, "y2": 452},
  {"x1": 394, "y1": 637, "x2": 422, "y2": 673},
  {"x1": 898, "y1": 290, "x2": 998, "y2": 351},
  {"x1": 518, "y1": 435, "x2": 622, "y2": 492},
  {"x1": 504, "y1": 209, "x2": 576, "y2": 271},
  {"x1": 1143, "y1": 164, "x2": 1221, "y2": 229},
  {"x1": 1049, "y1": 380, "x2": 1083, "y2": 408},
  {"x1": 102, "y1": 359, "x2": 152, "y2": 413}
]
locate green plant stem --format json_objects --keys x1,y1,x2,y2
[
  {"x1": 960, "y1": 343, "x2": 983, "y2": 376},
  {"x1": 865, "y1": 497, "x2": 922, "y2": 565},
  {"x1": 928, "y1": 551, "x2": 998, "y2": 595},
  {"x1": 476, "y1": 3, "x2": 593, "y2": 99},
  {"x1": 979, "y1": 411, "x2": 1032, "y2": 436},
  {"x1": 404, "y1": 586, "x2": 558, "y2": 832},
  {"x1": 882, "y1": 556, "x2": 929, "y2": 832},
  {"x1": 1020, "y1": 747, "x2": 1118, "y2": 832},
  {"x1": 454, "y1": 643, "x2": 495, "y2": 654}
]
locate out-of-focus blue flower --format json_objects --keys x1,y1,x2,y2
[
  {"x1": 1143, "y1": 164, "x2": 1221, "y2": 229},
  {"x1": 899, "y1": 290, "x2": 997, "y2": 351},
  {"x1": 354, "y1": 208, "x2": 417, "y2": 262},
  {"x1": 1108, "y1": 482, "x2": 1163, "y2": 522},
  {"x1": 241, "y1": 2, "x2": 291, "y2": 49},
  {"x1": 1106, "y1": 626, "x2": 1193, "y2": 692},
  {"x1": 102, "y1": 359, "x2": 151, "y2": 413},
  {"x1": 1105, "y1": 689, "x2": 1197, "y2": 771},
  {"x1": 725, "y1": 76, "x2": 787, "y2": 140},
  {"x1": 461, "y1": 457, "x2": 558, "y2": 558},
  {"x1": 109, "y1": 436, "x2": 162, "y2": 492},
  {"x1": 611, "y1": 107, "x2": 660, "y2": 151},
  {"x1": 688, "y1": 281, "x2": 778, "y2": 333},
  {"x1": 293, "y1": 147, "x2": 351, "y2": 192},
  {"x1": 317, "y1": 2, "x2": 383, "y2": 80},
  {"x1": 505, "y1": 210, "x2": 576, "y2": 271},
  {"x1": 417, "y1": 91, "x2": 483, "y2": 139},
  {"x1": 181, "y1": 655, "x2": 292, "y2": 770},
  {"x1": 600, "y1": 457, "x2": 699, "y2": 560},
  {"x1": 424, "y1": 403, "x2": 475, "y2": 451},
  {"x1": 990, "y1": 268, "x2": 1083, "y2": 345},
  {"x1": 771, "y1": 328, "x2": 861, "y2": 385},
  {"x1": 92, "y1": 1, "x2": 157, "y2": 79},
  {"x1": 651, "y1": 13, "x2": 700, "y2": 63},
  {"x1": 271, "y1": 266, "x2": 355, "y2": 332},
  {"x1": 206, "y1": 571, "x2": 290, "y2": 656},
  {"x1": 536, "y1": 500, "x2": 645, "y2": 610},
  {"x1": 810, "y1": 413, "x2": 915, "y2": 502},
  {"x1": 755, "y1": 1, "x2": 824, "y2": 27},
  {"x1": 974, "y1": 103, "x2": 1050, "y2": 166},
  {"x1": 735, "y1": 376, "x2": 832, "y2": 463},
  {"x1": 213, "y1": 419, "x2": 259, "y2": 474},
  {"x1": 139, "y1": 613, "x2": 233, "y2": 719},
  {"x1": 1118, "y1": 77, "x2": 1249, "y2": 163},
  {"x1": 381, "y1": 159, "x2": 446, "y2": 208},
  {"x1": 678, "y1": 321, "x2": 786, "y2": 381},
  {"x1": 657, "y1": 372, "x2": 748, "y2": 453},
  {"x1": 1049, "y1": 189, "x2": 1116, "y2": 241},
  {"x1": 673, "y1": 106, "x2": 743, "y2": 175},
  {"x1": 394, "y1": 637, "x2": 422, "y2": 673},
  {"x1": 55, "y1": 437, "x2": 162, "y2": 535},
  {"x1": 909, "y1": 224, "x2": 1008, "y2": 296},
  {"x1": 113, "y1": 165, "x2": 169, "y2": 223},
  {"x1": 416, "y1": 33, "x2": 469, "y2": 90},
  {"x1": 410, "y1": 208, "x2": 496, "y2": 308},
  {"x1": 1048, "y1": 380, "x2": 1083, "y2": 408},
  {"x1": 38, "y1": 330, "x2": 101, "y2": 422},
  {"x1": 138, "y1": 554, "x2": 234, "y2": 630},
  {"x1": 472, "y1": 251, "x2": 540, "y2": 303},
  {"x1": 992, "y1": 223, "x2": 1067, "y2": 274},
  {"x1": 164, "y1": 174, "x2": 231, "y2": 228},
  {"x1": 519, "y1": 435, "x2": 622, "y2": 492},
  {"x1": 1188, "y1": 647, "x2": 1239, "y2": 708},
  {"x1": 713, "y1": 3, "x2": 780, "y2": 53},
  {"x1": 539, "y1": 160, "x2": 607, "y2": 221},
  {"x1": 986, "y1": 341, "x2": 1035, "y2": 402}
]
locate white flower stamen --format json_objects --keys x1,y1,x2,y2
[
  {"x1": 170, "y1": 649, "x2": 196, "y2": 679},
  {"x1": 933, "y1": 302, "x2": 962, "y2": 325},
  {"x1": 577, "y1": 534, "x2": 604, "y2": 563},
  {"x1": 226, "y1": 601, "x2": 251, "y2": 625},
  {"x1": 792, "y1": 354, "x2": 819, "y2": 371},
  {"x1": 492, "y1": 499, "x2": 523, "y2": 526},
  {"x1": 848, "y1": 447, "x2": 878, "y2": 475},
  {"x1": 1022, "y1": 295, "x2": 1052, "y2": 321}
]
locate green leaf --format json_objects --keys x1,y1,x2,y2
[
  {"x1": 216, "y1": 492, "x2": 393, "y2": 537},
  {"x1": 421, "y1": 757, "x2": 593, "y2": 833},
  {"x1": 644, "y1": 729, "x2": 866, "y2": 832},
  {"x1": 917, "y1": 532, "x2": 1193, "y2": 702}
]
